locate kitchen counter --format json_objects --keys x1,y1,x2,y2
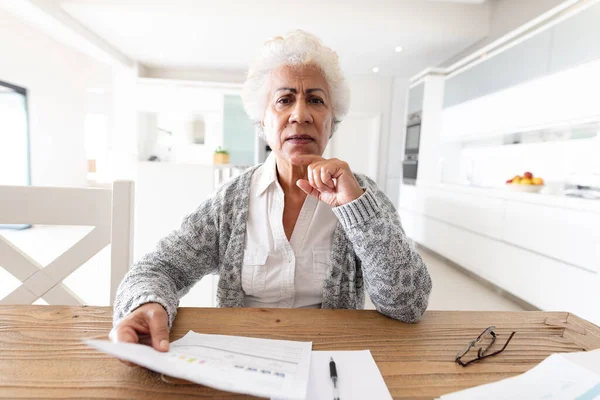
[
  {"x1": 399, "y1": 181, "x2": 600, "y2": 324},
  {"x1": 416, "y1": 182, "x2": 600, "y2": 214}
]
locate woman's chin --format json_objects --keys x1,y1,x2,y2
[
  {"x1": 285, "y1": 140, "x2": 320, "y2": 151},
  {"x1": 285, "y1": 148, "x2": 322, "y2": 160}
]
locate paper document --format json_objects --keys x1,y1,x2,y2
[
  {"x1": 302, "y1": 350, "x2": 392, "y2": 400},
  {"x1": 86, "y1": 331, "x2": 312, "y2": 400},
  {"x1": 439, "y1": 349, "x2": 600, "y2": 400}
]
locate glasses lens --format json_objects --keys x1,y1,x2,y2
[
  {"x1": 456, "y1": 339, "x2": 476, "y2": 359},
  {"x1": 457, "y1": 327, "x2": 496, "y2": 362}
]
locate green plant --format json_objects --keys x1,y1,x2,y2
[{"x1": 214, "y1": 146, "x2": 229, "y2": 155}]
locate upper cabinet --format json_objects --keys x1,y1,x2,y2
[
  {"x1": 549, "y1": 3, "x2": 600, "y2": 74},
  {"x1": 407, "y1": 82, "x2": 424, "y2": 114},
  {"x1": 444, "y1": 30, "x2": 552, "y2": 109},
  {"x1": 443, "y1": 2, "x2": 600, "y2": 110},
  {"x1": 440, "y1": 2, "x2": 600, "y2": 141}
]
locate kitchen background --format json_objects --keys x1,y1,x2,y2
[{"x1": 1, "y1": 0, "x2": 599, "y2": 324}]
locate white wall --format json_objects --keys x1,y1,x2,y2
[
  {"x1": 133, "y1": 161, "x2": 220, "y2": 307},
  {"x1": 345, "y1": 77, "x2": 394, "y2": 194},
  {"x1": 387, "y1": 78, "x2": 410, "y2": 206},
  {"x1": 135, "y1": 73, "x2": 400, "y2": 201},
  {"x1": 0, "y1": 8, "x2": 113, "y2": 187},
  {"x1": 458, "y1": 136, "x2": 600, "y2": 188},
  {"x1": 135, "y1": 80, "x2": 231, "y2": 165}
]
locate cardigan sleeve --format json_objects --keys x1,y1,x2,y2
[{"x1": 332, "y1": 177, "x2": 432, "y2": 322}]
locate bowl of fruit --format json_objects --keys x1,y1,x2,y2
[{"x1": 505, "y1": 172, "x2": 545, "y2": 193}]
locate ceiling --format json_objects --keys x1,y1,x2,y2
[{"x1": 55, "y1": 0, "x2": 491, "y2": 79}]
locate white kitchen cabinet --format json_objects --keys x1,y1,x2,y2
[
  {"x1": 407, "y1": 208, "x2": 599, "y2": 325},
  {"x1": 441, "y1": 57, "x2": 600, "y2": 141},
  {"x1": 398, "y1": 183, "x2": 420, "y2": 213},
  {"x1": 549, "y1": 2, "x2": 600, "y2": 74},
  {"x1": 401, "y1": 185, "x2": 600, "y2": 325},
  {"x1": 411, "y1": 212, "x2": 501, "y2": 282},
  {"x1": 407, "y1": 83, "x2": 424, "y2": 114},
  {"x1": 444, "y1": 30, "x2": 552, "y2": 109},
  {"x1": 491, "y1": 239, "x2": 597, "y2": 322},
  {"x1": 443, "y1": 67, "x2": 481, "y2": 109},
  {"x1": 442, "y1": 2, "x2": 600, "y2": 110},
  {"x1": 420, "y1": 187, "x2": 506, "y2": 240},
  {"x1": 503, "y1": 202, "x2": 600, "y2": 273}
]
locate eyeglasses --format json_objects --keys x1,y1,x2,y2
[{"x1": 455, "y1": 326, "x2": 516, "y2": 367}]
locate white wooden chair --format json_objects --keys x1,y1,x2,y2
[{"x1": 0, "y1": 181, "x2": 134, "y2": 305}]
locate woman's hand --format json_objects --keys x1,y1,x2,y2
[
  {"x1": 290, "y1": 154, "x2": 364, "y2": 207},
  {"x1": 109, "y1": 303, "x2": 170, "y2": 366}
]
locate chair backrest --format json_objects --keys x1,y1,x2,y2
[{"x1": 0, "y1": 181, "x2": 134, "y2": 306}]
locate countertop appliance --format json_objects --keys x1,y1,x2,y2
[{"x1": 403, "y1": 111, "x2": 422, "y2": 184}]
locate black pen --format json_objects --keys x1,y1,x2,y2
[{"x1": 329, "y1": 357, "x2": 340, "y2": 400}]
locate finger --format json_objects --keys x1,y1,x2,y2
[
  {"x1": 312, "y1": 164, "x2": 332, "y2": 193},
  {"x1": 296, "y1": 179, "x2": 320, "y2": 199},
  {"x1": 111, "y1": 324, "x2": 140, "y2": 345},
  {"x1": 110, "y1": 325, "x2": 143, "y2": 367},
  {"x1": 147, "y1": 308, "x2": 170, "y2": 352},
  {"x1": 330, "y1": 159, "x2": 350, "y2": 179},
  {"x1": 138, "y1": 335, "x2": 154, "y2": 347},
  {"x1": 289, "y1": 154, "x2": 324, "y2": 166},
  {"x1": 307, "y1": 166, "x2": 316, "y2": 189},
  {"x1": 320, "y1": 165, "x2": 335, "y2": 189}
]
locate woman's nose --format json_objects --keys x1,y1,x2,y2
[{"x1": 289, "y1": 100, "x2": 313, "y2": 124}]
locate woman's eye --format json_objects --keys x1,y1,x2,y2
[
  {"x1": 310, "y1": 97, "x2": 324, "y2": 104},
  {"x1": 277, "y1": 97, "x2": 291, "y2": 104}
]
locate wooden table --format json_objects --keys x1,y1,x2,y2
[{"x1": 1, "y1": 306, "x2": 600, "y2": 399}]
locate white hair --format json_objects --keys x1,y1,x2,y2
[{"x1": 241, "y1": 30, "x2": 350, "y2": 139}]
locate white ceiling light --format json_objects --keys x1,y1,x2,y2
[
  {"x1": 372, "y1": 67, "x2": 380, "y2": 73},
  {"x1": 395, "y1": 46, "x2": 403, "y2": 53}
]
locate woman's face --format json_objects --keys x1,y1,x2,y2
[{"x1": 262, "y1": 64, "x2": 333, "y2": 163}]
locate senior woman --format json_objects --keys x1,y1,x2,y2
[{"x1": 111, "y1": 31, "x2": 432, "y2": 353}]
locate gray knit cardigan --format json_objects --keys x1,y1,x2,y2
[{"x1": 113, "y1": 165, "x2": 432, "y2": 328}]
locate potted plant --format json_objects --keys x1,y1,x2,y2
[{"x1": 213, "y1": 146, "x2": 230, "y2": 164}]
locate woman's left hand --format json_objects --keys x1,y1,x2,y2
[{"x1": 290, "y1": 154, "x2": 364, "y2": 207}]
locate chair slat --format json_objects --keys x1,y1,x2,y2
[
  {"x1": 0, "y1": 236, "x2": 42, "y2": 281},
  {"x1": 0, "y1": 181, "x2": 134, "y2": 306},
  {"x1": 43, "y1": 284, "x2": 84, "y2": 306},
  {"x1": 110, "y1": 181, "x2": 135, "y2": 305},
  {"x1": 0, "y1": 285, "x2": 38, "y2": 305},
  {"x1": 0, "y1": 185, "x2": 112, "y2": 226}
]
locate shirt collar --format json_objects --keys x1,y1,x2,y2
[{"x1": 256, "y1": 152, "x2": 278, "y2": 197}]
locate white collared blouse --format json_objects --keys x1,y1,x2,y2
[{"x1": 242, "y1": 153, "x2": 339, "y2": 308}]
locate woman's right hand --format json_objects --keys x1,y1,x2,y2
[{"x1": 109, "y1": 302, "x2": 170, "y2": 366}]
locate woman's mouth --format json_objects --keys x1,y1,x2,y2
[{"x1": 286, "y1": 135, "x2": 314, "y2": 144}]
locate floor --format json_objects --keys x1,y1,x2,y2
[{"x1": 1, "y1": 226, "x2": 525, "y2": 312}]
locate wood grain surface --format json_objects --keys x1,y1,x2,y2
[{"x1": 1, "y1": 306, "x2": 599, "y2": 399}]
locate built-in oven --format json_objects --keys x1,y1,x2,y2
[
  {"x1": 403, "y1": 111, "x2": 421, "y2": 184},
  {"x1": 402, "y1": 157, "x2": 418, "y2": 184}
]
